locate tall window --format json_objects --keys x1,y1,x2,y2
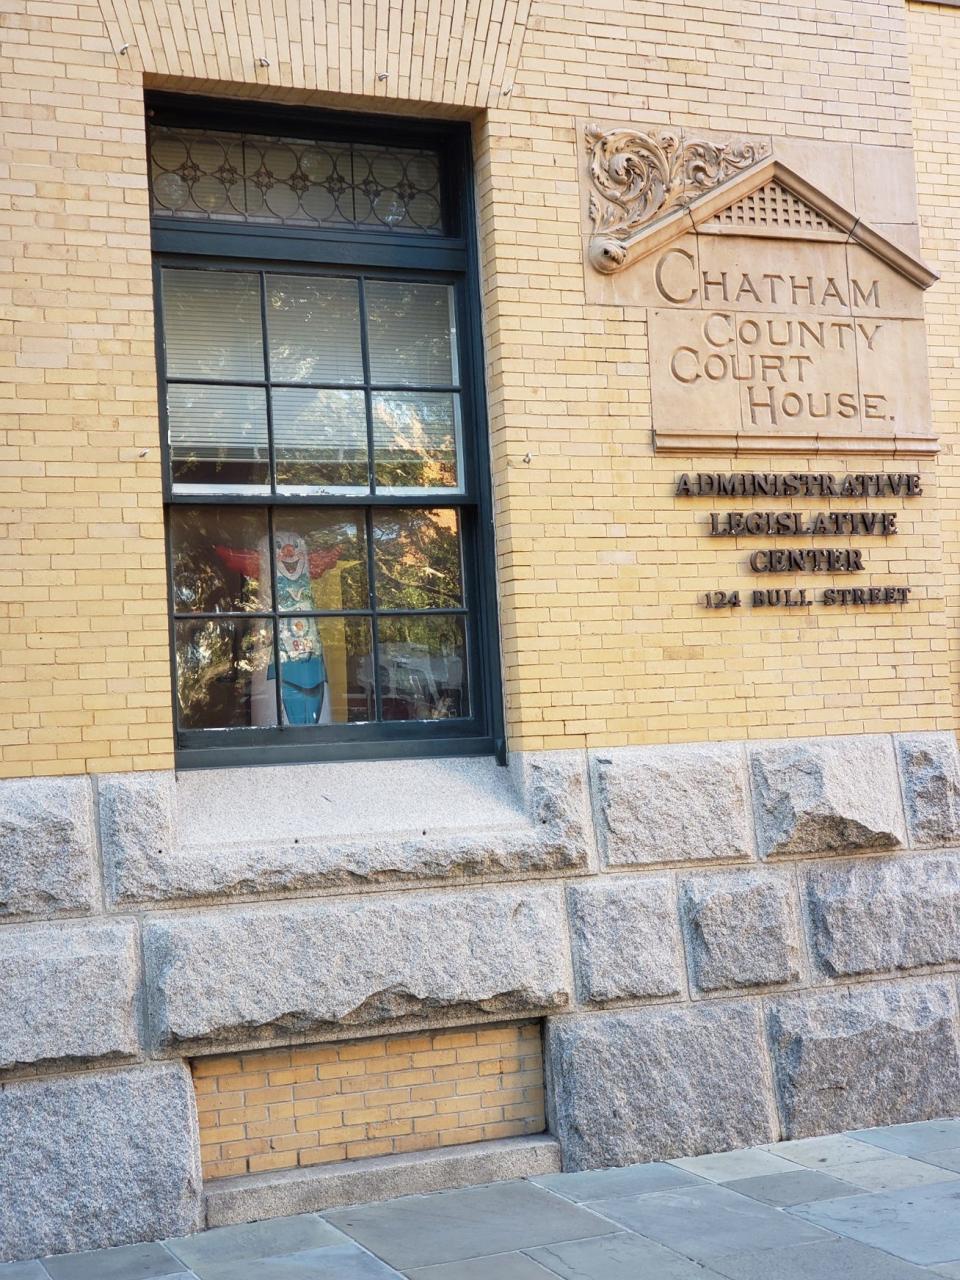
[{"x1": 149, "y1": 97, "x2": 501, "y2": 766}]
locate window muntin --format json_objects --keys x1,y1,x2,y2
[
  {"x1": 168, "y1": 505, "x2": 469, "y2": 731},
  {"x1": 149, "y1": 127, "x2": 445, "y2": 234},
  {"x1": 151, "y1": 105, "x2": 498, "y2": 764},
  {"x1": 160, "y1": 267, "x2": 463, "y2": 499}
]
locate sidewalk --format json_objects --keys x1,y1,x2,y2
[{"x1": 7, "y1": 1120, "x2": 960, "y2": 1279}]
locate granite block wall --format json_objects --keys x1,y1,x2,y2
[{"x1": 3, "y1": 731, "x2": 960, "y2": 1259}]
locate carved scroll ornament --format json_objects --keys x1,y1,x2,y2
[{"x1": 585, "y1": 123, "x2": 767, "y2": 273}]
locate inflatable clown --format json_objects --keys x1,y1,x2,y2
[{"x1": 215, "y1": 531, "x2": 342, "y2": 726}]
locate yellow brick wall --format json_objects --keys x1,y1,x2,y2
[
  {"x1": 1, "y1": 0, "x2": 957, "y2": 775},
  {"x1": 193, "y1": 1022, "x2": 545, "y2": 1181},
  {"x1": 907, "y1": 1, "x2": 960, "y2": 727}
]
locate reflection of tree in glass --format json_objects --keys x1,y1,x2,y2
[
  {"x1": 365, "y1": 283, "x2": 452, "y2": 383},
  {"x1": 176, "y1": 620, "x2": 272, "y2": 729},
  {"x1": 277, "y1": 512, "x2": 369, "y2": 610},
  {"x1": 266, "y1": 276, "x2": 363, "y2": 384},
  {"x1": 373, "y1": 509, "x2": 461, "y2": 609},
  {"x1": 274, "y1": 389, "x2": 368, "y2": 489},
  {"x1": 373, "y1": 395, "x2": 457, "y2": 488},
  {"x1": 378, "y1": 615, "x2": 466, "y2": 720},
  {"x1": 171, "y1": 508, "x2": 266, "y2": 612}
]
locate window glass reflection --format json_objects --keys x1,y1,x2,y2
[
  {"x1": 266, "y1": 275, "x2": 363, "y2": 384},
  {"x1": 377, "y1": 615, "x2": 468, "y2": 720},
  {"x1": 273, "y1": 388, "x2": 369, "y2": 492},
  {"x1": 271, "y1": 511, "x2": 369, "y2": 612},
  {"x1": 162, "y1": 269, "x2": 264, "y2": 379},
  {"x1": 168, "y1": 384, "x2": 269, "y2": 492},
  {"x1": 371, "y1": 392, "x2": 461, "y2": 491},
  {"x1": 246, "y1": 616, "x2": 374, "y2": 728},
  {"x1": 175, "y1": 618, "x2": 276, "y2": 729},
  {"x1": 373, "y1": 509, "x2": 463, "y2": 609},
  {"x1": 170, "y1": 508, "x2": 270, "y2": 612},
  {"x1": 365, "y1": 282, "x2": 457, "y2": 386}
]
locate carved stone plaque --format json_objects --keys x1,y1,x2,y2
[{"x1": 583, "y1": 125, "x2": 938, "y2": 457}]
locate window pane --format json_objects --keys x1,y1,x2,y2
[
  {"x1": 150, "y1": 129, "x2": 247, "y2": 219},
  {"x1": 278, "y1": 617, "x2": 375, "y2": 725},
  {"x1": 352, "y1": 146, "x2": 443, "y2": 232},
  {"x1": 373, "y1": 509, "x2": 463, "y2": 609},
  {"x1": 243, "y1": 136, "x2": 355, "y2": 225},
  {"x1": 365, "y1": 282, "x2": 457, "y2": 386},
  {"x1": 273, "y1": 388, "x2": 368, "y2": 492},
  {"x1": 168, "y1": 384, "x2": 269, "y2": 492},
  {"x1": 148, "y1": 126, "x2": 444, "y2": 234},
  {"x1": 371, "y1": 392, "x2": 461, "y2": 490},
  {"x1": 377, "y1": 615, "x2": 468, "y2": 720},
  {"x1": 162, "y1": 270, "x2": 264, "y2": 380},
  {"x1": 266, "y1": 275, "x2": 363, "y2": 384},
  {"x1": 170, "y1": 507, "x2": 270, "y2": 612},
  {"x1": 271, "y1": 511, "x2": 369, "y2": 612},
  {"x1": 175, "y1": 618, "x2": 276, "y2": 729}
]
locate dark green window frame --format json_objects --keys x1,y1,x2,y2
[{"x1": 149, "y1": 93, "x2": 504, "y2": 769}]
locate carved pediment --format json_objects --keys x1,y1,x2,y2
[
  {"x1": 583, "y1": 123, "x2": 940, "y2": 458},
  {"x1": 704, "y1": 179, "x2": 841, "y2": 236},
  {"x1": 585, "y1": 123, "x2": 937, "y2": 290}
]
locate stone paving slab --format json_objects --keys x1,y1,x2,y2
[
  {"x1": 848, "y1": 1121, "x2": 960, "y2": 1157},
  {"x1": 406, "y1": 1253, "x2": 557, "y2": 1278},
  {"x1": 788, "y1": 1180, "x2": 960, "y2": 1265},
  {"x1": 42, "y1": 1243, "x2": 186, "y2": 1280},
  {"x1": 706, "y1": 1238, "x2": 937, "y2": 1279},
  {"x1": 326, "y1": 1181, "x2": 617, "y2": 1271},
  {"x1": 194, "y1": 1245, "x2": 398, "y2": 1279},
  {"x1": 669, "y1": 1147, "x2": 798, "y2": 1182},
  {"x1": 761, "y1": 1134, "x2": 893, "y2": 1168},
  {"x1": 584, "y1": 1183, "x2": 836, "y2": 1263},
  {"x1": 165, "y1": 1215, "x2": 346, "y2": 1272},
  {"x1": 916, "y1": 1147, "x2": 960, "y2": 1173},
  {"x1": 525, "y1": 1232, "x2": 717, "y2": 1278},
  {"x1": 530, "y1": 1162, "x2": 704, "y2": 1202},
  {"x1": 13, "y1": 1120, "x2": 960, "y2": 1280},
  {"x1": 825, "y1": 1154, "x2": 960, "y2": 1192},
  {"x1": 722, "y1": 1168, "x2": 861, "y2": 1206}
]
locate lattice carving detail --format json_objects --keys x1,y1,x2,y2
[{"x1": 708, "y1": 181, "x2": 836, "y2": 232}]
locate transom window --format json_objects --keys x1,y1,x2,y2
[
  {"x1": 150, "y1": 125, "x2": 445, "y2": 233},
  {"x1": 149, "y1": 97, "x2": 501, "y2": 766}
]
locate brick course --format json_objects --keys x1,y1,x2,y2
[
  {"x1": 193, "y1": 1022, "x2": 545, "y2": 1181},
  {"x1": 0, "y1": 0, "x2": 956, "y2": 772}
]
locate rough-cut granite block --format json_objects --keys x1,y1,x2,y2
[
  {"x1": 749, "y1": 735, "x2": 906, "y2": 859},
  {"x1": 546, "y1": 1003, "x2": 774, "y2": 1170},
  {"x1": 806, "y1": 854, "x2": 960, "y2": 977},
  {"x1": 145, "y1": 886, "x2": 571, "y2": 1049},
  {"x1": 590, "y1": 744, "x2": 752, "y2": 866},
  {"x1": 0, "y1": 776, "x2": 97, "y2": 921},
  {"x1": 0, "y1": 1064, "x2": 202, "y2": 1263},
  {"x1": 681, "y1": 870, "x2": 802, "y2": 992},
  {"x1": 0, "y1": 921, "x2": 140, "y2": 1070},
  {"x1": 896, "y1": 732, "x2": 960, "y2": 847},
  {"x1": 567, "y1": 877, "x2": 682, "y2": 1003},
  {"x1": 100, "y1": 752, "x2": 592, "y2": 906},
  {"x1": 768, "y1": 982, "x2": 960, "y2": 1139}
]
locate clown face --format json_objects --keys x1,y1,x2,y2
[{"x1": 275, "y1": 532, "x2": 308, "y2": 582}]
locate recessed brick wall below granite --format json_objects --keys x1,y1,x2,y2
[{"x1": 192, "y1": 1021, "x2": 545, "y2": 1180}]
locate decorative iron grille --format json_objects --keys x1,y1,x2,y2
[{"x1": 148, "y1": 125, "x2": 445, "y2": 234}]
